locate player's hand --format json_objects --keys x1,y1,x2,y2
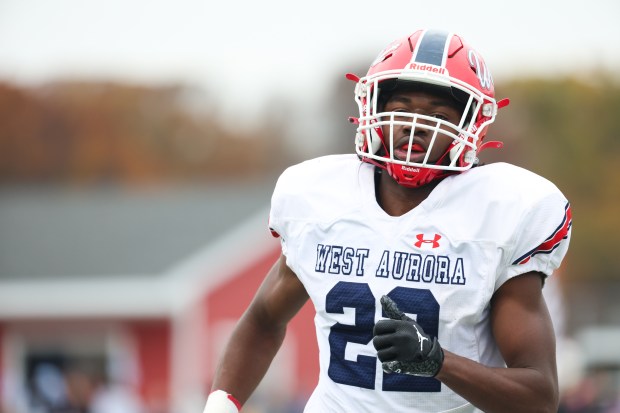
[{"x1": 372, "y1": 295, "x2": 444, "y2": 377}]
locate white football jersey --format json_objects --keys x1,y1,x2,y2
[{"x1": 268, "y1": 154, "x2": 571, "y2": 413}]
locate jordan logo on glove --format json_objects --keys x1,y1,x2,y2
[{"x1": 372, "y1": 295, "x2": 444, "y2": 377}]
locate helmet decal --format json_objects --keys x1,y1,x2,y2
[
  {"x1": 371, "y1": 42, "x2": 401, "y2": 68},
  {"x1": 467, "y1": 49, "x2": 494, "y2": 91},
  {"x1": 411, "y1": 30, "x2": 451, "y2": 67}
]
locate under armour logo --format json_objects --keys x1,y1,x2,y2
[{"x1": 414, "y1": 234, "x2": 441, "y2": 248}]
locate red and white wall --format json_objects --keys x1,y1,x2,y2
[{"x1": 0, "y1": 208, "x2": 319, "y2": 413}]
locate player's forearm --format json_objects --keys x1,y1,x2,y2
[
  {"x1": 211, "y1": 313, "x2": 287, "y2": 405},
  {"x1": 436, "y1": 351, "x2": 558, "y2": 413}
]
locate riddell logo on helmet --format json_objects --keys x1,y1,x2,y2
[{"x1": 406, "y1": 63, "x2": 447, "y2": 75}]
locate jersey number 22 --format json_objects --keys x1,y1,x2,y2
[{"x1": 326, "y1": 281, "x2": 440, "y2": 392}]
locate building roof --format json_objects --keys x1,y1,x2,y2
[
  {"x1": 0, "y1": 181, "x2": 275, "y2": 280},
  {"x1": 0, "y1": 181, "x2": 283, "y2": 319}
]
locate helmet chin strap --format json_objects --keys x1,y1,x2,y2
[
  {"x1": 387, "y1": 164, "x2": 455, "y2": 188},
  {"x1": 386, "y1": 147, "x2": 456, "y2": 188}
]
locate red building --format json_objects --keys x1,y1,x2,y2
[{"x1": 0, "y1": 185, "x2": 318, "y2": 413}]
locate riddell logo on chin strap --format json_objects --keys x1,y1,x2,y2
[{"x1": 414, "y1": 233, "x2": 442, "y2": 248}]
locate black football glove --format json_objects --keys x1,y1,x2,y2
[{"x1": 372, "y1": 295, "x2": 444, "y2": 377}]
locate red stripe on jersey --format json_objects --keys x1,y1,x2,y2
[
  {"x1": 536, "y1": 205, "x2": 572, "y2": 252},
  {"x1": 268, "y1": 216, "x2": 280, "y2": 238},
  {"x1": 513, "y1": 203, "x2": 572, "y2": 265}
]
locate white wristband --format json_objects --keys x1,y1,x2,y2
[{"x1": 203, "y1": 390, "x2": 241, "y2": 413}]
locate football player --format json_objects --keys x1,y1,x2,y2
[{"x1": 203, "y1": 29, "x2": 571, "y2": 413}]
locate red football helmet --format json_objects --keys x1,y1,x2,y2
[{"x1": 348, "y1": 29, "x2": 509, "y2": 188}]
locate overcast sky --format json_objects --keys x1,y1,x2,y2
[{"x1": 1, "y1": 0, "x2": 619, "y2": 123}]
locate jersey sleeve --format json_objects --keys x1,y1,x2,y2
[
  {"x1": 267, "y1": 160, "x2": 314, "y2": 263},
  {"x1": 267, "y1": 154, "x2": 362, "y2": 268},
  {"x1": 268, "y1": 168, "x2": 293, "y2": 257},
  {"x1": 496, "y1": 192, "x2": 572, "y2": 291}
]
